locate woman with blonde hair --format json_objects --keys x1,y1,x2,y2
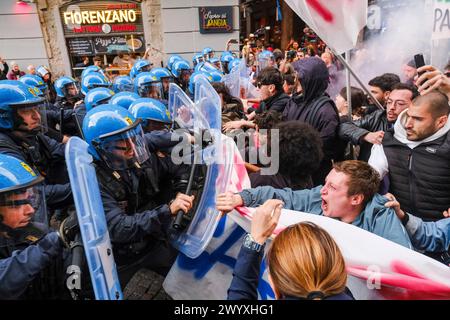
[{"x1": 227, "y1": 199, "x2": 354, "y2": 300}]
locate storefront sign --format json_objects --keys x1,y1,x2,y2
[
  {"x1": 93, "y1": 35, "x2": 145, "y2": 54},
  {"x1": 67, "y1": 38, "x2": 95, "y2": 56},
  {"x1": 198, "y1": 6, "x2": 234, "y2": 34},
  {"x1": 60, "y1": 0, "x2": 143, "y2": 36}
]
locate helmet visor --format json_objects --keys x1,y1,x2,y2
[
  {"x1": 12, "y1": 103, "x2": 48, "y2": 134},
  {"x1": 138, "y1": 82, "x2": 163, "y2": 99},
  {"x1": 97, "y1": 125, "x2": 150, "y2": 170},
  {"x1": 116, "y1": 83, "x2": 134, "y2": 92},
  {"x1": 0, "y1": 184, "x2": 46, "y2": 228},
  {"x1": 63, "y1": 82, "x2": 80, "y2": 98}
]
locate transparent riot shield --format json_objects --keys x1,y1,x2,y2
[
  {"x1": 65, "y1": 137, "x2": 123, "y2": 300},
  {"x1": 169, "y1": 74, "x2": 229, "y2": 258},
  {"x1": 222, "y1": 67, "x2": 240, "y2": 98},
  {"x1": 238, "y1": 59, "x2": 261, "y2": 100},
  {"x1": 168, "y1": 83, "x2": 196, "y2": 131}
]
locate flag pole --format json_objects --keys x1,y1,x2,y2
[
  {"x1": 345, "y1": 50, "x2": 352, "y2": 120},
  {"x1": 332, "y1": 48, "x2": 384, "y2": 110}
]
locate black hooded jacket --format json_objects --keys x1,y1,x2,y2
[
  {"x1": 282, "y1": 57, "x2": 341, "y2": 185},
  {"x1": 254, "y1": 91, "x2": 290, "y2": 114}
]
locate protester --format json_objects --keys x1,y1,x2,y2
[
  {"x1": 6, "y1": 61, "x2": 25, "y2": 80},
  {"x1": 27, "y1": 65, "x2": 36, "y2": 75},
  {"x1": 369, "y1": 91, "x2": 450, "y2": 223},
  {"x1": 228, "y1": 200, "x2": 354, "y2": 300},
  {"x1": 283, "y1": 57, "x2": 342, "y2": 185},
  {"x1": 335, "y1": 86, "x2": 367, "y2": 120},
  {"x1": 339, "y1": 83, "x2": 418, "y2": 161},
  {"x1": 0, "y1": 56, "x2": 8, "y2": 80},
  {"x1": 249, "y1": 121, "x2": 323, "y2": 190},
  {"x1": 217, "y1": 160, "x2": 412, "y2": 248}
]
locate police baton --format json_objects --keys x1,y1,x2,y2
[
  {"x1": 67, "y1": 233, "x2": 85, "y2": 300},
  {"x1": 59, "y1": 107, "x2": 64, "y2": 135},
  {"x1": 172, "y1": 161, "x2": 196, "y2": 230}
]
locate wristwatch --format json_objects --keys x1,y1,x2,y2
[{"x1": 243, "y1": 233, "x2": 265, "y2": 253}]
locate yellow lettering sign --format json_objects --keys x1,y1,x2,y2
[
  {"x1": 206, "y1": 19, "x2": 227, "y2": 28},
  {"x1": 63, "y1": 9, "x2": 138, "y2": 25}
]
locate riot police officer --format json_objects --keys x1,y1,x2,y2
[
  {"x1": 0, "y1": 154, "x2": 76, "y2": 299},
  {"x1": 0, "y1": 80, "x2": 72, "y2": 212},
  {"x1": 82, "y1": 104, "x2": 194, "y2": 286}
]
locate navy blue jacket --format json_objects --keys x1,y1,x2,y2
[
  {"x1": 228, "y1": 242, "x2": 354, "y2": 300},
  {"x1": 0, "y1": 232, "x2": 63, "y2": 299},
  {"x1": 0, "y1": 132, "x2": 73, "y2": 210}
]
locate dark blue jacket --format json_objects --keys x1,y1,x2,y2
[
  {"x1": 0, "y1": 132, "x2": 73, "y2": 210},
  {"x1": 228, "y1": 242, "x2": 354, "y2": 300},
  {"x1": 97, "y1": 151, "x2": 189, "y2": 263},
  {"x1": 0, "y1": 232, "x2": 63, "y2": 299}
]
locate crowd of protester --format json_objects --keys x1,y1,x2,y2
[{"x1": 0, "y1": 23, "x2": 449, "y2": 301}]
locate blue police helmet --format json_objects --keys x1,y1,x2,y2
[
  {"x1": 109, "y1": 92, "x2": 140, "y2": 110},
  {"x1": 54, "y1": 76, "x2": 77, "y2": 97},
  {"x1": 220, "y1": 52, "x2": 234, "y2": 64},
  {"x1": 194, "y1": 61, "x2": 219, "y2": 74},
  {"x1": 82, "y1": 104, "x2": 149, "y2": 169},
  {"x1": 208, "y1": 70, "x2": 224, "y2": 82},
  {"x1": 0, "y1": 154, "x2": 44, "y2": 194},
  {"x1": 167, "y1": 55, "x2": 183, "y2": 71},
  {"x1": 112, "y1": 75, "x2": 134, "y2": 93},
  {"x1": 192, "y1": 53, "x2": 204, "y2": 67},
  {"x1": 171, "y1": 60, "x2": 191, "y2": 79},
  {"x1": 19, "y1": 75, "x2": 48, "y2": 94},
  {"x1": 129, "y1": 98, "x2": 171, "y2": 126},
  {"x1": 228, "y1": 58, "x2": 241, "y2": 72},
  {"x1": 188, "y1": 71, "x2": 213, "y2": 95},
  {"x1": 202, "y1": 47, "x2": 214, "y2": 60},
  {"x1": 84, "y1": 87, "x2": 115, "y2": 111},
  {"x1": 149, "y1": 67, "x2": 174, "y2": 82},
  {"x1": 81, "y1": 65, "x2": 105, "y2": 79},
  {"x1": 133, "y1": 72, "x2": 160, "y2": 97},
  {"x1": 0, "y1": 80, "x2": 45, "y2": 129},
  {"x1": 81, "y1": 72, "x2": 111, "y2": 95},
  {"x1": 129, "y1": 59, "x2": 152, "y2": 79}
]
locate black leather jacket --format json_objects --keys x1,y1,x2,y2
[{"x1": 338, "y1": 109, "x2": 393, "y2": 161}]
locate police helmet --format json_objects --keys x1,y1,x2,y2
[{"x1": 82, "y1": 104, "x2": 149, "y2": 170}]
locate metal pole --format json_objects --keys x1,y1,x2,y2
[
  {"x1": 332, "y1": 49, "x2": 384, "y2": 110},
  {"x1": 345, "y1": 50, "x2": 352, "y2": 120}
]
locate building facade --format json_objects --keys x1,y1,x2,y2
[{"x1": 0, "y1": 0, "x2": 239, "y2": 78}]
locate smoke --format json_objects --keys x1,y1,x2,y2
[{"x1": 349, "y1": 0, "x2": 435, "y2": 85}]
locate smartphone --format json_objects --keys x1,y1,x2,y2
[{"x1": 414, "y1": 54, "x2": 425, "y2": 76}]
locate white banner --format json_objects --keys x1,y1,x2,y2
[
  {"x1": 284, "y1": 0, "x2": 368, "y2": 54},
  {"x1": 432, "y1": 0, "x2": 450, "y2": 40}
]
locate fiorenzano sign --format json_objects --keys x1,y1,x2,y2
[
  {"x1": 63, "y1": 9, "x2": 137, "y2": 25},
  {"x1": 60, "y1": 0, "x2": 143, "y2": 36}
]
